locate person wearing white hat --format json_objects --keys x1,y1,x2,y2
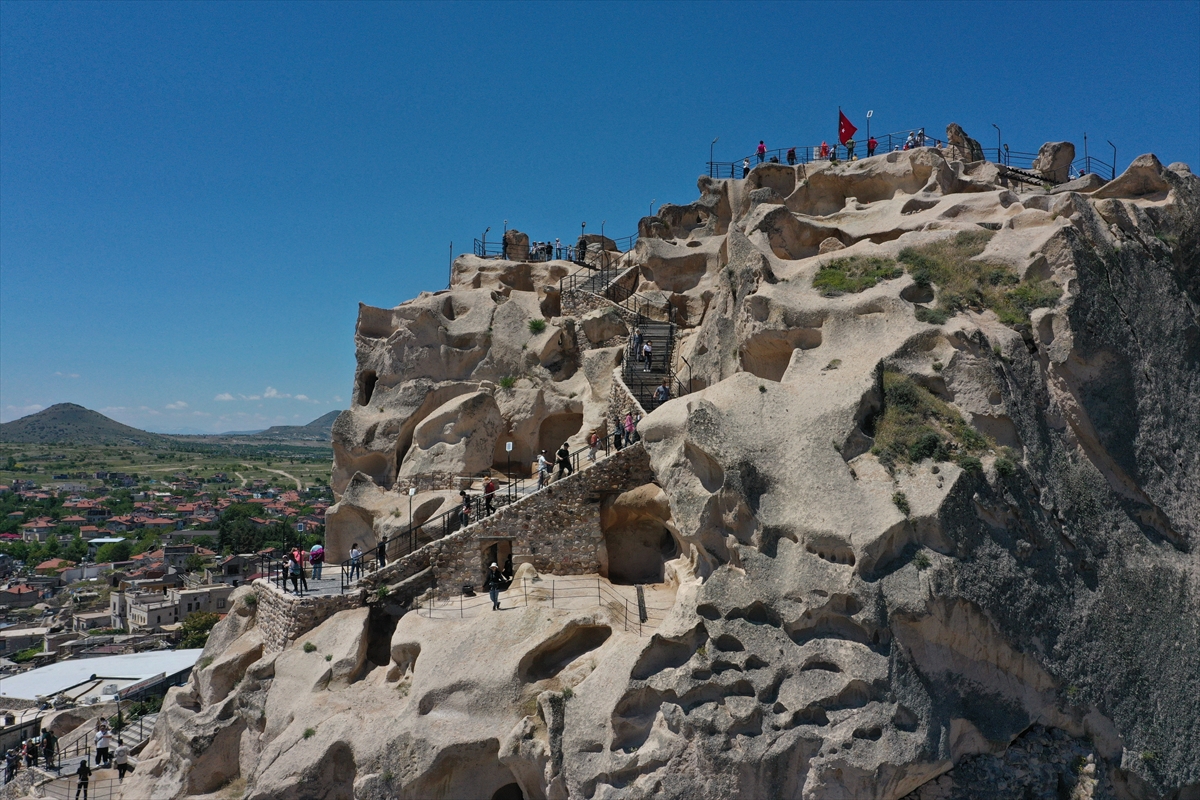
[{"x1": 485, "y1": 562, "x2": 505, "y2": 610}]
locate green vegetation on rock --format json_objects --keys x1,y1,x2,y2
[
  {"x1": 872, "y1": 371, "x2": 989, "y2": 471},
  {"x1": 813, "y1": 256, "x2": 903, "y2": 295},
  {"x1": 899, "y1": 230, "x2": 1062, "y2": 326},
  {"x1": 179, "y1": 611, "x2": 221, "y2": 649}
]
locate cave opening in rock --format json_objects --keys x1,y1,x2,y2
[
  {"x1": 537, "y1": 412, "x2": 584, "y2": 455},
  {"x1": 357, "y1": 370, "x2": 378, "y2": 406},
  {"x1": 491, "y1": 784, "x2": 525, "y2": 800}
]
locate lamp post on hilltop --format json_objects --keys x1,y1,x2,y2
[
  {"x1": 407, "y1": 486, "x2": 415, "y2": 551},
  {"x1": 991, "y1": 124, "x2": 1001, "y2": 163},
  {"x1": 1107, "y1": 140, "x2": 1117, "y2": 180},
  {"x1": 710, "y1": 136, "x2": 719, "y2": 177},
  {"x1": 650, "y1": 199, "x2": 655, "y2": 216},
  {"x1": 866, "y1": 111, "x2": 872, "y2": 143},
  {"x1": 505, "y1": 442, "x2": 513, "y2": 503},
  {"x1": 483, "y1": 226, "x2": 490, "y2": 257}
]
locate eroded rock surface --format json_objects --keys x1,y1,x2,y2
[{"x1": 129, "y1": 136, "x2": 1199, "y2": 800}]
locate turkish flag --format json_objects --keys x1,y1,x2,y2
[{"x1": 838, "y1": 111, "x2": 858, "y2": 145}]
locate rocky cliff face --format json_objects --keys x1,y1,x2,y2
[{"x1": 120, "y1": 135, "x2": 1199, "y2": 800}]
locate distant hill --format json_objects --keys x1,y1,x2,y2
[
  {"x1": 0, "y1": 403, "x2": 170, "y2": 446},
  {"x1": 250, "y1": 410, "x2": 340, "y2": 442}
]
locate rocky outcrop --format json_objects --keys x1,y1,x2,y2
[{"x1": 134, "y1": 139, "x2": 1199, "y2": 800}]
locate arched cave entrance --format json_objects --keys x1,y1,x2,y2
[
  {"x1": 357, "y1": 370, "x2": 378, "y2": 406},
  {"x1": 600, "y1": 484, "x2": 677, "y2": 585},
  {"x1": 537, "y1": 412, "x2": 584, "y2": 456},
  {"x1": 491, "y1": 784, "x2": 525, "y2": 800}
]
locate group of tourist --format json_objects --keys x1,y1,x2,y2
[
  {"x1": 741, "y1": 129, "x2": 937, "y2": 176},
  {"x1": 503, "y1": 237, "x2": 589, "y2": 263},
  {"x1": 281, "y1": 543, "x2": 326, "y2": 594},
  {"x1": 3, "y1": 718, "x2": 134, "y2": 796},
  {"x1": 4, "y1": 729, "x2": 55, "y2": 783},
  {"x1": 613, "y1": 411, "x2": 642, "y2": 450}
]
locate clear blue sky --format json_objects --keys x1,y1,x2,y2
[{"x1": 2, "y1": 1, "x2": 1197, "y2": 433}]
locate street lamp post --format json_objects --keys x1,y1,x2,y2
[
  {"x1": 505, "y1": 442, "x2": 513, "y2": 503},
  {"x1": 482, "y1": 226, "x2": 490, "y2": 256},
  {"x1": 407, "y1": 486, "x2": 415, "y2": 551},
  {"x1": 1107, "y1": 140, "x2": 1117, "y2": 180},
  {"x1": 991, "y1": 124, "x2": 1001, "y2": 162},
  {"x1": 709, "y1": 136, "x2": 719, "y2": 177},
  {"x1": 866, "y1": 111, "x2": 872, "y2": 143},
  {"x1": 650, "y1": 199, "x2": 655, "y2": 216}
]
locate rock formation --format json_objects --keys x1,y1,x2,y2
[{"x1": 123, "y1": 132, "x2": 1199, "y2": 800}]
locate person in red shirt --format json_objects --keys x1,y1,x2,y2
[
  {"x1": 756, "y1": 140, "x2": 767, "y2": 163},
  {"x1": 289, "y1": 546, "x2": 308, "y2": 592},
  {"x1": 868, "y1": 136, "x2": 878, "y2": 156}
]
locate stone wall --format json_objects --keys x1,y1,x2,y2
[
  {"x1": 252, "y1": 581, "x2": 365, "y2": 653},
  {"x1": 609, "y1": 367, "x2": 647, "y2": 417},
  {"x1": 362, "y1": 444, "x2": 654, "y2": 596}
]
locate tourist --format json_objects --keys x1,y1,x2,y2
[
  {"x1": 633, "y1": 413, "x2": 642, "y2": 443},
  {"x1": 310, "y1": 544, "x2": 324, "y2": 580},
  {"x1": 484, "y1": 476, "x2": 498, "y2": 514},
  {"x1": 286, "y1": 555, "x2": 301, "y2": 593},
  {"x1": 376, "y1": 536, "x2": 389, "y2": 569},
  {"x1": 756, "y1": 140, "x2": 766, "y2": 163},
  {"x1": 633, "y1": 328, "x2": 644, "y2": 361},
  {"x1": 587, "y1": 431, "x2": 599, "y2": 463},
  {"x1": 22, "y1": 739, "x2": 33, "y2": 769},
  {"x1": 917, "y1": 128, "x2": 926, "y2": 146},
  {"x1": 554, "y1": 238, "x2": 561, "y2": 259},
  {"x1": 642, "y1": 340, "x2": 653, "y2": 371},
  {"x1": 556, "y1": 443, "x2": 573, "y2": 479},
  {"x1": 75, "y1": 759, "x2": 91, "y2": 800},
  {"x1": 458, "y1": 489, "x2": 471, "y2": 526},
  {"x1": 485, "y1": 562, "x2": 504, "y2": 610},
  {"x1": 5, "y1": 748, "x2": 17, "y2": 782},
  {"x1": 95, "y1": 726, "x2": 112, "y2": 767},
  {"x1": 653, "y1": 380, "x2": 670, "y2": 406},
  {"x1": 845, "y1": 138, "x2": 856, "y2": 159},
  {"x1": 741, "y1": 158, "x2": 749, "y2": 178},
  {"x1": 624, "y1": 413, "x2": 635, "y2": 446},
  {"x1": 349, "y1": 542, "x2": 363, "y2": 580},
  {"x1": 537, "y1": 450, "x2": 550, "y2": 489},
  {"x1": 290, "y1": 546, "x2": 309, "y2": 593},
  {"x1": 867, "y1": 136, "x2": 878, "y2": 156},
  {"x1": 612, "y1": 421, "x2": 624, "y2": 451},
  {"x1": 41, "y1": 729, "x2": 56, "y2": 769},
  {"x1": 819, "y1": 141, "x2": 830, "y2": 159},
  {"x1": 113, "y1": 738, "x2": 131, "y2": 782},
  {"x1": 786, "y1": 147, "x2": 796, "y2": 165}
]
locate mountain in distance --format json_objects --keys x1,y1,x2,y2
[
  {"x1": 0, "y1": 404, "x2": 341, "y2": 446},
  {"x1": 247, "y1": 410, "x2": 340, "y2": 442},
  {"x1": 0, "y1": 403, "x2": 171, "y2": 446}
]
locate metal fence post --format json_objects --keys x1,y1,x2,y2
[{"x1": 551, "y1": 581, "x2": 555, "y2": 609}]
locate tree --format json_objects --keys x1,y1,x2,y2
[
  {"x1": 45, "y1": 534, "x2": 60, "y2": 558},
  {"x1": 184, "y1": 553, "x2": 206, "y2": 573},
  {"x1": 179, "y1": 611, "x2": 220, "y2": 649},
  {"x1": 95, "y1": 541, "x2": 133, "y2": 563}
]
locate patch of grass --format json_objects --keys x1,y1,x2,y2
[
  {"x1": 243, "y1": 593, "x2": 257, "y2": 608},
  {"x1": 498, "y1": 375, "x2": 517, "y2": 389},
  {"x1": 995, "y1": 457, "x2": 1016, "y2": 477},
  {"x1": 1140, "y1": 750, "x2": 1157, "y2": 762},
  {"x1": 303, "y1": 641, "x2": 317, "y2": 653},
  {"x1": 871, "y1": 371, "x2": 991, "y2": 471},
  {"x1": 561, "y1": 687, "x2": 574, "y2": 700},
  {"x1": 892, "y1": 491, "x2": 911, "y2": 516},
  {"x1": 12, "y1": 642, "x2": 44, "y2": 663},
  {"x1": 197, "y1": 655, "x2": 214, "y2": 670},
  {"x1": 898, "y1": 231, "x2": 1062, "y2": 327},
  {"x1": 758, "y1": 385, "x2": 767, "y2": 393},
  {"x1": 527, "y1": 318, "x2": 547, "y2": 334},
  {"x1": 325, "y1": 654, "x2": 333, "y2": 662},
  {"x1": 958, "y1": 455, "x2": 983, "y2": 473},
  {"x1": 823, "y1": 359, "x2": 842, "y2": 370},
  {"x1": 376, "y1": 586, "x2": 390, "y2": 601},
  {"x1": 931, "y1": 360, "x2": 944, "y2": 372},
  {"x1": 303, "y1": 727, "x2": 316, "y2": 739},
  {"x1": 912, "y1": 550, "x2": 931, "y2": 570},
  {"x1": 813, "y1": 256, "x2": 902, "y2": 295},
  {"x1": 382, "y1": 771, "x2": 394, "y2": 784}
]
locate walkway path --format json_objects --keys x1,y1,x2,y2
[{"x1": 241, "y1": 462, "x2": 303, "y2": 490}]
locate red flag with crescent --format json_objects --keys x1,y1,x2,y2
[{"x1": 838, "y1": 111, "x2": 858, "y2": 145}]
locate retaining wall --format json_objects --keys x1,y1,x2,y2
[{"x1": 253, "y1": 581, "x2": 365, "y2": 653}]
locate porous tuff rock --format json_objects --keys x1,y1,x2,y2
[
  {"x1": 141, "y1": 144, "x2": 1199, "y2": 800},
  {"x1": 1033, "y1": 141, "x2": 1076, "y2": 184}
]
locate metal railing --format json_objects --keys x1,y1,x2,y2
[
  {"x1": 474, "y1": 233, "x2": 637, "y2": 261},
  {"x1": 417, "y1": 576, "x2": 672, "y2": 635},
  {"x1": 340, "y1": 437, "x2": 616, "y2": 591},
  {"x1": 39, "y1": 776, "x2": 119, "y2": 800},
  {"x1": 708, "y1": 128, "x2": 933, "y2": 177},
  {"x1": 710, "y1": 133, "x2": 1117, "y2": 183}
]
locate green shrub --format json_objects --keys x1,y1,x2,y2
[
  {"x1": 527, "y1": 318, "x2": 547, "y2": 334},
  {"x1": 325, "y1": 654, "x2": 333, "y2": 662},
  {"x1": 13, "y1": 642, "x2": 44, "y2": 663},
  {"x1": 871, "y1": 371, "x2": 992, "y2": 471},
  {"x1": 561, "y1": 687, "x2": 574, "y2": 700},
  {"x1": 995, "y1": 458, "x2": 1016, "y2": 477},
  {"x1": 303, "y1": 641, "x2": 317, "y2": 653},
  {"x1": 892, "y1": 491, "x2": 911, "y2": 516},
  {"x1": 498, "y1": 376, "x2": 517, "y2": 389},
  {"x1": 813, "y1": 256, "x2": 902, "y2": 295},
  {"x1": 958, "y1": 455, "x2": 983, "y2": 473},
  {"x1": 179, "y1": 612, "x2": 220, "y2": 649},
  {"x1": 898, "y1": 231, "x2": 1062, "y2": 327},
  {"x1": 243, "y1": 593, "x2": 257, "y2": 607},
  {"x1": 303, "y1": 727, "x2": 316, "y2": 739},
  {"x1": 913, "y1": 550, "x2": 931, "y2": 570}
]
